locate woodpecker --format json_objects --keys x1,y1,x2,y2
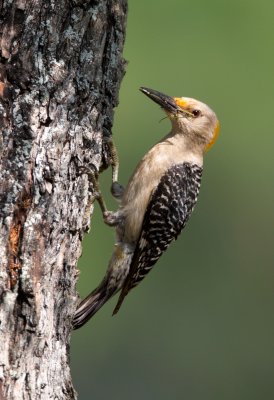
[{"x1": 73, "y1": 87, "x2": 220, "y2": 329}]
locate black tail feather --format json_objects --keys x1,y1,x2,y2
[{"x1": 73, "y1": 288, "x2": 111, "y2": 330}]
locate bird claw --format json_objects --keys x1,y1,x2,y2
[
  {"x1": 77, "y1": 164, "x2": 98, "y2": 179},
  {"x1": 103, "y1": 211, "x2": 119, "y2": 226}
]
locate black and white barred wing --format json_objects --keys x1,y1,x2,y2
[{"x1": 113, "y1": 162, "x2": 202, "y2": 315}]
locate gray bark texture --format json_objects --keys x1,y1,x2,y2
[{"x1": 0, "y1": 0, "x2": 127, "y2": 398}]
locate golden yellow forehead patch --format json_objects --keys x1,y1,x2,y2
[
  {"x1": 205, "y1": 120, "x2": 220, "y2": 151},
  {"x1": 174, "y1": 97, "x2": 188, "y2": 108}
]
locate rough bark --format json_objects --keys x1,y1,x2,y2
[{"x1": 0, "y1": 0, "x2": 127, "y2": 398}]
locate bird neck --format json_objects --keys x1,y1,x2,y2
[{"x1": 159, "y1": 131, "x2": 204, "y2": 167}]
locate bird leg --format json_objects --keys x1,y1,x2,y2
[
  {"x1": 80, "y1": 166, "x2": 121, "y2": 227},
  {"x1": 106, "y1": 138, "x2": 125, "y2": 200},
  {"x1": 85, "y1": 166, "x2": 108, "y2": 215},
  {"x1": 78, "y1": 139, "x2": 124, "y2": 227}
]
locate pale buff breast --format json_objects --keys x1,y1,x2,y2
[{"x1": 120, "y1": 137, "x2": 203, "y2": 244}]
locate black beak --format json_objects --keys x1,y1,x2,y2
[{"x1": 140, "y1": 87, "x2": 179, "y2": 114}]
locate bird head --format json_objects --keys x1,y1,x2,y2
[{"x1": 140, "y1": 87, "x2": 220, "y2": 152}]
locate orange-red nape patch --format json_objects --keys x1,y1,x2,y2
[{"x1": 205, "y1": 120, "x2": 220, "y2": 151}]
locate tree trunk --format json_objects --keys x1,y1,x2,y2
[{"x1": 0, "y1": 0, "x2": 127, "y2": 398}]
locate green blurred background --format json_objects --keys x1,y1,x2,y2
[{"x1": 71, "y1": 1, "x2": 274, "y2": 398}]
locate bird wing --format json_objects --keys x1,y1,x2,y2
[{"x1": 112, "y1": 162, "x2": 203, "y2": 315}]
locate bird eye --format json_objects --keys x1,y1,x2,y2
[{"x1": 192, "y1": 109, "x2": 201, "y2": 117}]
